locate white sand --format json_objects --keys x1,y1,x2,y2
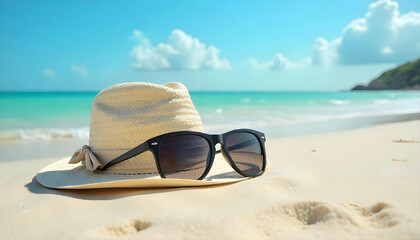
[{"x1": 0, "y1": 120, "x2": 419, "y2": 239}]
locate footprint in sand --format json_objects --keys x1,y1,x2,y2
[
  {"x1": 392, "y1": 139, "x2": 420, "y2": 143},
  {"x1": 240, "y1": 201, "x2": 398, "y2": 235},
  {"x1": 392, "y1": 158, "x2": 408, "y2": 162},
  {"x1": 264, "y1": 177, "x2": 301, "y2": 192},
  {"x1": 95, "y1": 219, "x2": 150, "y2": 238}
]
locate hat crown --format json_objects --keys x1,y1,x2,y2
[{"x1": 89, "y1": 82, "x2": 203, "y2": 151}]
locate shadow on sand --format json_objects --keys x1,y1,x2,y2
[{"x1": 25, "y1": 174, "x2": 238, "y2": 200}]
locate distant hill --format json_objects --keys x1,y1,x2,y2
[{"x1": 351, "y1": 59, "x2": 420, "y2": 90}]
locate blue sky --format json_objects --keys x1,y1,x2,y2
[{"x1": 0, "y1": 0, "x2": 419, "y2": 91}]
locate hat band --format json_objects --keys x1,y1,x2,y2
[{"x1": 68, "y1": 145, "x2": 158, "y2": 173}]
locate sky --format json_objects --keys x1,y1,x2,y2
[{"x1": 0, "y1": 0, "x2": 419, "y2": 91}]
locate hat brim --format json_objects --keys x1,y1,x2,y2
[{"x1": 36, "y1": 154, "x2": 248, "y2": 189}]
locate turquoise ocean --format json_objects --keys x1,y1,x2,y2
[{"x1": 1, "y1": 91, "x2": 420, "y2": 141}]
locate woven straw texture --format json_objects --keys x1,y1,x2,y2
[{"x1": 89, "y1": 82, "x2": 203, "y2": 171}]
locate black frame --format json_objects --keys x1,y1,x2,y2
[{"x1": 98, "y1": 129, "x2": 267, "y2": 180}]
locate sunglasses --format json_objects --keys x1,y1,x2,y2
[{"x1": 98, "y1": 129, "x2": 267, "y2": 180}]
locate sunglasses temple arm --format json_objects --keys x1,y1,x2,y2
[{"x1": 98, "y1": 142, "x2": 149, "y2": 171}]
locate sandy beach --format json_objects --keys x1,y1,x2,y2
[
  {"x1": 2, "y1": 0, "x2": 420, "y2": 239},
  {"x1": 0, "y1": 120, "x2": 419, "y2": 239}
]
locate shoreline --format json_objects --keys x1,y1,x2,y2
[
  {"x1": 1, "y1": 112, "x2": 420, "y2": 163},
  {"x1": 0, "y1": 120, "x2": 419, "y2": 239},
  {"x1": 261, "y1": 111, "x2": 420, "y2": 139},
  {"x1": 2, "y1": 111, "x2": 420, "y2": 140}
]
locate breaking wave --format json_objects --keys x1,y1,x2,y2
[{"x1": 0, "y1": 127, "x2": 89, "y2": 142}]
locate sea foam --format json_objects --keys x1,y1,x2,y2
[{"x1": 0, "y1": 127, "x2": 89, "y2": 142}]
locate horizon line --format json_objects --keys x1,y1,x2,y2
[{"x1": 0, "y1": 89, "x2": 357, "y2": 93}]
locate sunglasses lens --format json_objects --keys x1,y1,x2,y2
[
  {"x1": 225, "y1": 132, "x2": 264, "y2": 176},
  {"x1": 159, "y1": 134, "x2": 210, "y2": 180}
]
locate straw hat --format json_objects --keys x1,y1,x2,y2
[{"x1": 36, "y1": 82, "x2": 247, "y2": 189}]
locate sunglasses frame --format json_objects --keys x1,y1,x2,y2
[{"x1": 99, "y1": 129, "x2": 267, "y2": 180}]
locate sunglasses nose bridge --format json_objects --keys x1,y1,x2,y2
[{"x1": 211, "y1": 134, "x2": 223, "y2": 145}]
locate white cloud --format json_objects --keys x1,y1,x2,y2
[
  {"x1": 131, "y1": 29, "x2": 151, "y2": 47},
  {"x1": 381, "y1": 47, "x2": 393, "y2": 54},
  {"x1": 131, "y1": 29, "x2": 231, "y2": 70},
  {"x1": 71, "y1": 65, "x2": 88, "y2": 77},
  {"x1": 313, "y1": 37, "x2": 341, "y2": 67},
  {"x1": 245, "y1": 53, "x2": 312, "y2": 70},
  {"x1": 313, "y1": 0, "x2": 420, "y2": 67},
  {"x1": 43, "y1": 68, "x2": 55, "y2": 78}
]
